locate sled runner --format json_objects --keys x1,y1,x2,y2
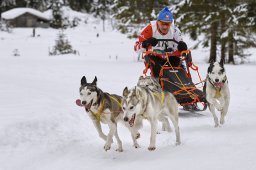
[{"x1": 142, "y1": 39, "x2": 207, "y2": 111}]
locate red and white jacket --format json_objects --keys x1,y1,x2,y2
[{"x1": 134, "y1": 20, "x2": 183, "y2": 53}]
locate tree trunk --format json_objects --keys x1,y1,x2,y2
[
  {"x1": 102, "y1": 18, "x2": 105, "y2": 32},
  {"x1": 228, "y1": 30, "x2": 235, "y2": 64},
  {"x1": 220, "y1": 11, "x2": 226, "y2": 63},
  {"x1": 221, "y1": 39, "x2": 226, "y2": 63},
  {"x1": 209, "y1": 20, "x2": 218, "y2": 63}
]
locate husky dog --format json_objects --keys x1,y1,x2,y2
[
  {"x1": 76, "y1": 76, "x2": 126, "y2": 152},
  {"x1": 122, "y1": 86, "x2": 180, "y2": 151},
  {"x1": 137, "y1": 75, "x2": 162, "y2": 92},
  {"x1": 204, "y1": 59, "x2": 230, "y2": 127},
  {"x1": 137, "y1": 75, "x2": 172, "y2": 132}
]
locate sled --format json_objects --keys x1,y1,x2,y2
[{"x1": 142, "y1": 39, "x2": 207, "y2": 111}]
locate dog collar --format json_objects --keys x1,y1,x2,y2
[
  {"x1": 207, "y1": 76, "x2": 225, "y2": 89},
  {"x1": 207, "y1": 76, "x2": 223, "y2": 98}
]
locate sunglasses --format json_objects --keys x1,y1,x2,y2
[{"x1": 159, "y1": 21, "x2": 171, "y2": 26}]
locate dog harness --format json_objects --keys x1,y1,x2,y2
[
  {"x1": 91, "y1": 96, "x2": 123, "y2": 122},
  {"x1": 214, "y1": 88, "x2": 222, "y2": 98},
  {"x1": 90, "y1": 99, "x2": 105, "y2": 122},
  {"x1": 153, "y1": 92, "x2": 165, "y2": 105},
  {"x1": 109, "y1": 96, "x2": 123, "y2": 108}
]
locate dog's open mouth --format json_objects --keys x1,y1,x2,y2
[
  {"x1": 75, "y1": 99, "x2": 93, "y2": 112},
  {"x1": 214, "y1": 82, "x2": 224, "y2": 88},
  {"x1": 129, "y1": 114, "x2": 136, "y2": 127},
  {"x1": 84, "y1": 100, "x2": 93, "y2": 112}
]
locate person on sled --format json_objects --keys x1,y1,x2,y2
[
  {"x1": 134, "y1": 7, "x2": 191, "y2": 75},
  {"x1": 134, "y1": 7, "x2": 196, "y2": 111}
]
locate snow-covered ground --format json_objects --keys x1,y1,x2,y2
[{"x1": 1, "y1": 17, "x2": 256, "y2": 170}]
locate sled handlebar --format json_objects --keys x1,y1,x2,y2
[
  {"x1": 143, "y1": 38, "x2": 190, "y2": 59},
  {"x1": 144, "y1": 39, "x2": 179, "y2": 51},
  {"x1": 155, "y1": 39, "x2": 179, "y2": 44},
  {"x1": 143, "y1": 50, "x2": 190, "y2": 58}
]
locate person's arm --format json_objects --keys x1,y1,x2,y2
[
  {"x1": 134, "y1": 24, "x2": 153, "y2": 53},
  {"x1": 173, "y1": 26, "x2": 183, "y2": 43},
  {"x1": 174, "y1": 27, "x2": 192, "y2": 66},
  {"x1": 172, "y1": 26, "x2": 189, "y2": 52}
]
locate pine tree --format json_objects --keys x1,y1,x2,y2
[
  {"x1": 175, "y1": 0, "x2": 256, "y2": 64},
  {"x1": 50, "y1": 30, "x2": 77, "y2": 55},
  {"x1": 50, "y1": 0, "x2": 63, "y2": 29},
  {"x1": 93, "y1": 0, "x2": 114, "y2": 32},
  {"x1": 68, "y1": 0, "x2": 94, "y2": 12},
  {"x1": 0, "y1": 0, "x2": 16, "y2": 17}
]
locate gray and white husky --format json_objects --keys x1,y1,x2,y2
[
  {"x1": 204, "y1": 59, "x2": 230, "y2": 127},
  {"x1": 137, "y1": 75, "x2": 172, "y2": 132},
  {"x1": 122, "y1": 86, "x2": 180, "y2": 151},
  {"x1": 76, "y1": 76, "x2": 128, "y2": 152}
]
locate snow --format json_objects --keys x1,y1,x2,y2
[
  {"x1": 2, "y1": 8, "x2": 50, "y2": 21},
  {"x1": 1, "y1": 13, "x2": 256, "y2": 170},
  {"x1": 43, "y1": 6, "x2": 89, "y2": 21}
]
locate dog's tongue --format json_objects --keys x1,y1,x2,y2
[
  {"x1": 214, "y1": 82, "x2": 224, "y2": 88},
  {"x1": 129, "y1": 114, "x2": 135, "y2": 127},
  {"x1": 75, "y1": 99, "x2": 83, "y2": 107}
]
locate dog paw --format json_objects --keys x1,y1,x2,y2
[
  {"x1": 214, "y1": 123, "x2": 219, "y2": 128},
  {"x1": 148, "y1": 146, "x2": 156, "y2": 151},
  {"x1": 176, "y1": 141, "x2": 181, "y2": 145},
  {"x1": 134, "y1": 143, "x2": 140, "y2": 148},
  {"x1": 220, "y1": 119, "x2": 225, "y2": 125},
  {"x1": 104, "y1": 143, "x2": 111, "y2": 151},
  {"x1": 136, "y1": 133, "x2": 140, "y2": 139},
  {"x1": 116, "y1": 148, "x2": 123, "y2": 152}
]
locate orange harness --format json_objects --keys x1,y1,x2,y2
[{"x1": 142, "y1": 50, "x2": 205, "y2": 106}]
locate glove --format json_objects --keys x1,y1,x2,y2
[
  {"x1": 142, "y1": 37, "x2": 158, "y2": 48},
  {"x1": 177, "y1": 41, "x2": 188, "y2": 51}
]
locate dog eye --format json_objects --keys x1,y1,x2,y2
[
  {"x1": 130, "y1": 106, "x2": 134, "y2": 110},
  {"x1": 122, "y1": 107, "x2": 125, "y2": 110},
  {"x1": 88, "y1": 92, "x2": 91, "y2": 95}
]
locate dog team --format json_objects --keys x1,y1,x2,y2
[{"x1": 76, "y1": 59, "x2": 230, "y2": 152}]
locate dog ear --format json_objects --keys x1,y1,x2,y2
[
  {"x1": 81, "y1": 76, "x2": 87, "y2": 85},
  {"x1": 92, "y1": 76, "x2": 97, "y2": 86},
  {"x1": 123, "y1": 87, "x2": 129, "y2": 97},
  {"x1": 135, "y1": 87, "x2": 142, "y2": 97}
]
